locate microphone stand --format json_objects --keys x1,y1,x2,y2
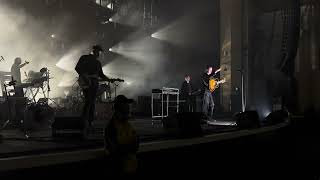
[{"x1": 237, "y1": 69, "x2": 246, "y2": 112}]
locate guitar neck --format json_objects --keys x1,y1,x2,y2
[{"x1": 217, "y1": 80, "x2": 226, "y2": 85}]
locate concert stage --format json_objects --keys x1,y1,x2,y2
[{"x1": 0, "y1": 116, "x2": 290, "y2": 173}]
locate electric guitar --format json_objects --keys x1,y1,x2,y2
[{"x1": 209, "y1": 78, "x2": 226, "y2": 92}]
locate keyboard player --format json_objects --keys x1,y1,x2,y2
[{"x1": 11, "y1": 57, "x2": 29, "y2": 96}]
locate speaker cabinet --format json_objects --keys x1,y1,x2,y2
[{"x1": 234, "y1": 111, "x2": 260, "y2": 129}]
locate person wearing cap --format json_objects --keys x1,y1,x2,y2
[
  {"x1": 104, "y1": 95, "x2": 139, "y2": 175},
  {"x1": 75, "y1": 45, "x2": 109, "y2": 127},
  {"x1": 201, "y1": 65, "x2": 221, "y2": 121}
]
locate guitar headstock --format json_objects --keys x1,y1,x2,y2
[{"x1": 109, "y1": 78, "x2": 125, "y2": 83}]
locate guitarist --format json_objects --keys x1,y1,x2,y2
[
  {"x1": 201, "y1": 65, "x2": 221, "y2": 121},
  {"x1": 75, "y1": 45, "x2": 109, "y2": 127},
  {"x1": 180, "y1": 74, "x2": 196, "y2": 112}
]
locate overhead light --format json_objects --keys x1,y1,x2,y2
[{"x1": 107, "y1": 3, "x2": 113, "y2": 9}]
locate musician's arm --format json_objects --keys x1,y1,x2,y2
[
  {"x1": 98, "y1": 62, "x2": 109, "y2": 80},
  {"x1": 214, "y1": 68, "x2": 221, "y2": 75},
  {"x1": 18, "y1": 62, "x2": 29, "y2": 68}
]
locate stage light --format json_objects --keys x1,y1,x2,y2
[
  {"x1": 107, "y1": 3, "x2": 113, "y2": 9},
  {"x1": 151, "y1": 33, "x2": 156, "y2": 38},
  {"x1": 109, "y1": 48, "x2": 113, "y2": 52},
  {"x1": 51, "y1": 34, "x2": 56, "y2": 38},
  {"x1": 109, "y1": 18, "x2": 113, "y2": 22},
  {"x1": 126, "y1": 81, "x2": 132, "y2": 86}
]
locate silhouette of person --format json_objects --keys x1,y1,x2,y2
[
  {"x1": 104, "y1": 95, "x2": 139, "y2": 175},
  {"x1": 11, "y1": 57, "x2": 29, "y2": 96},
  {"x1": 75, "y1": 45, "x2": 109, "y2": 127},
  {"x1": 180, "y1": 74, "x2": 196, "y2": 112}
]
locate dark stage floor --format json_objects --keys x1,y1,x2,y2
[{"x1": 0, "y1": 117, "x2": 237, "y2": 159}]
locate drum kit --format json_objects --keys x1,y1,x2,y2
[{"x1": 61, "y1": 77, "x2": 124, "y2": 112}]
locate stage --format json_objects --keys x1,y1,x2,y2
[
  {"x1": 0, "y1": 117, "x2": 236, "y2": 157},
  {"x1": 0, "y1": 115, "x2": 289, "y2": 173}
]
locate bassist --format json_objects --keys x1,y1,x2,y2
[{"x1": 180, "y1": 75, "x2": 197, "y2": 112}]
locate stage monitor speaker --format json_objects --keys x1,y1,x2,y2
[
  {"x1": 234, "y1": 111, "x2": 260, "y2": 129},
  {"x1": 52, "y1": 116, "x2": 86, "y2": 138},
  {"x1": 264, "y1": 110, "x2": 289, "y2": 125},
  {"x1": 163, "y1": 112, "x2": 203, "y2": 138}
]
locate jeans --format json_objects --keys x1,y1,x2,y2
[{"x1": 202, "y1": 90, "x2": 215, "y2": 119}]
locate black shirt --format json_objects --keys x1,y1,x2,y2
[
  {"x1": 75, "y1": 54, "x2": 107, "y2": 87},
  {"x1": 180, "y1": 81, "x2": 193, "y2": 98},
  {"x1": 75, "y1": 54, "x2": 106, "y2": 78}
]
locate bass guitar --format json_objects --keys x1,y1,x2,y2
[{"x1": 78, "y1": 74, "x2": 124, "y2": 89}]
